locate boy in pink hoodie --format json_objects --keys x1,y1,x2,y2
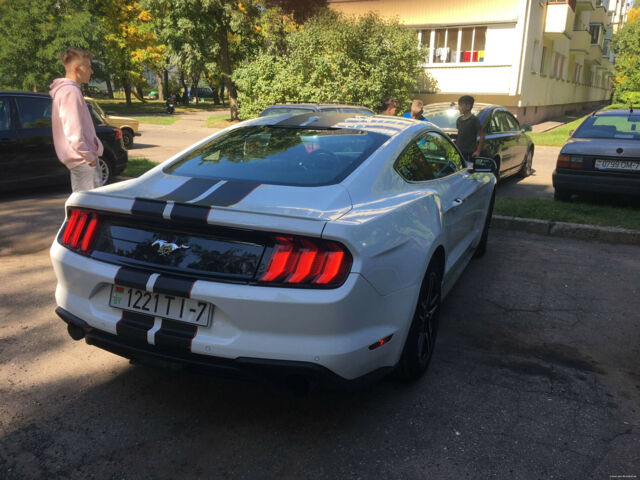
[{"x1": 50, "y1": 47, "x2": 104, "y2": 192}]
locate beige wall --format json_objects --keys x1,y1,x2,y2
[{"x1": 329, "y1": 0, "x2": 520, "y2": 25}]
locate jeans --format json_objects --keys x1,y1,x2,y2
[{"x1": 70, "y1": 163, "x2": 101, "y2": 192}]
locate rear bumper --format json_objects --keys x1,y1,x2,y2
[
  {"x1": 553, "y1": 170, "x2": 640, "y2": 196},
  {"x1": 56, "y1": 307, "x2": 392, "y2": 391}
]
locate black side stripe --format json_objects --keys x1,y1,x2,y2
[
  {"x1": 115, "y1": 268, "x2": 152, "y2": 290},
  {"x1": 157, "y1": 178, "x2": 222, "y2": 203},
  {"x1": 153, "y1": 275, "x2": 196, "y2": 298},
  {"x1": 116, "y1": 310, "x2": 155, "y2": 344},
  {"x1": 194, "y1": 181, "x2": 260, "y2": 207},
  {"x1": 131, "y1": 198, "x2": 166, "y2": 218},
  {"x1": 170, "y1": 203, "x2": 210, "y2": 223},
  {"x1": 154, "y1": 319, "x2": 197, "y2": 351}
]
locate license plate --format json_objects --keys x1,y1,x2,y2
[
  {"x1": 109, "y1": 285, "x2": 212, "y2": 326},
  {"x1": 594, "y1": 159, "x2": 640, "y2": 171}
]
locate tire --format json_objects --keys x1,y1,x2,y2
[
  {"x1": 394, "y1": 260, "x2": 442, "y2": 382},
  {"x1": 97, "y1": 156, "x2": 114, "y2": 185},
  {"x1": 122, "y1": 129, "x2": 134, "y2": 149},
  {"x1": 473, "y1": 189, "x2": 496, "y2": 259},
  {"x1": 554, "y1": 188, "x2": 572, "y2": 202},
  {"x1": 517, "y1": 149, "x2": 533, "y2": 178}
]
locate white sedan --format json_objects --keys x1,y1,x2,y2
[{"x1": 50, "y1": 112, "x2": 496, "y2": 391}]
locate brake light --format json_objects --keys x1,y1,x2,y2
[
  {"x1": 114, "y1": 128, "x2": 122, "y2": 140},
  {"x1": 556, "y1": 155, "x2": 571, "y2": 168},
  {"x1": 60, "y1": 208, "x2": 101, "y2": 253},
  {"x1": 260, "y1": 236, "x2": 352, "y2": 287}
]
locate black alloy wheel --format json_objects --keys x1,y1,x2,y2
[
  {"x1": 473, "y1": 189, "x2": 495, "y2": 259},
  {"x1": 395, "y1": 261, "x2": 442, "y2": 381},
  {"x1": 122, "y1": 129, "x2": 134, "y2": 149}
]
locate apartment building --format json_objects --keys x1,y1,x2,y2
[{"x1": 329, "y1": 0, "x2": 618, "y2": 123}]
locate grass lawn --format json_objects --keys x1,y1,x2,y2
[
  {"x1": 495, "y1": 197, "x2": 640, "y2": 231},
  {"x1": 134, "y1": 116, "x2": 179, "y2": 125},
  {"x1": 205, "y1": 113, "x2": 239, "y2": 128},
  {"x1": 526, "y1": 115, "x2": 588, "y2": 146},
  {"x1": 96, "y1": 99, "x2": 227, "y2": 115},
  {"x1": 122, "y1": 158, "x2": 158, "y2": 178}
]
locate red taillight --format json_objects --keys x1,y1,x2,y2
[
  {"x1": 115, "y1": 128, "x2": 122, "y2": 140},
  {"x1": 60, "y1": 209, "x2": 101, "y2": 254},
  {"x1": 556, "y1": 155, "x2": 571, "y2": 168},
  {"x1": 260, "y1": 236, "x2": 351, "y2": 287}
]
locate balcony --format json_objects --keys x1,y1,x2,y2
[
  {"x1": 576, "y1": 0, "x2": 596, "y2": 10},
  {"x1": 570, "y1": 30, "x2": 591, "y2": 53},
  {"x1": 589, "y1": 44, "x2": 603, "y2": 63},
  {"x1": 590, "y1": 7, "x2": 607, "y2": 24},
  {"x1": 545, "y1": 2, "x2": 576, "y2": 39}
]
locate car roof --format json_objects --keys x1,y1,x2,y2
[
  {"x1": 265, "y1": 103, "x2": 372, "y2": 110},
  {"x1": 0, "y1": 91, "x2": 50, "y2": 98},
  {"x1": 252, "y1": 111, "x2": 418, "y2": 137},
  {"x1": 593, "y1": 109, "x2": 640, "y2": 117},
  {"x1": 422, "y1": 102, "x2": 495, "y2": 112}
]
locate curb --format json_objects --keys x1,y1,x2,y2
[{"x1": 491, "y1": 215, "x2": 640, "y2": 246}]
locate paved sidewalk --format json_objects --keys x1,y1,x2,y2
[{"x1": 530, "y1": 107, "x2": 598, "y2": 133}]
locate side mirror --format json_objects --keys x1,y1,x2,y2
[
  {"x1": 522, "y1": 124, "x2": 532, "y2": 132},
  {"x1": 472, "y1": 157, "x2": 498, "y2": 174}
]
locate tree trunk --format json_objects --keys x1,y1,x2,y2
[
  {"x1": 211, "y1": 85, "x2": 220, "y2": 104},
  {"x1": 136, "y1": 86, "x2": 144, "y2": 99},
  {"x1": 163, "y1": 68, "x2": 169, "y2": 98},
  {"x1": 191, "y1": 73, "x2": 200, "y2": 105},
  {"x1": 218, "y1": 26, "x2": 238, "y2": 120},
  {"x1": 124, "y1": 82, "x2": 132, "y2": 106},
  {"x1": 220, "y1": 85, "x2": 225, "y2": 107},
  {"x1": 156, "y1": 71, "x2": 164, "y2": 100},
  {"x1": 106, "y1": 76, "x2": 114, "y2": 99}
]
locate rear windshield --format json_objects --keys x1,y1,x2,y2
[
  {"x1": 425, "y1": 107, "x2": 482, "y2": 130},
  {"x1": 259, "y1": 107, "x2": 315, "y2": 117},
  {"x1": 573, "y1": 115, "x2": 640, "y2": 140},
  {"x1": 164, "y1": 126, "x2": 389, "y2": 186}
]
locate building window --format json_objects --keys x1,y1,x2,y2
[
  {"x1": 573, "y1": 64, "x2": 583, "y2": 84},
  {"x1": 540, "y1": 46, "x2": 548, "y2": 74},
  {"x1": 420, "y1": 26, "x2": 486, "y2": 64},
  {"x1": 589, "y1": 24, "x2": 603, "y2": 45}
]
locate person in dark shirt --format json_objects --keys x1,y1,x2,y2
[{"x1": 456, "y1": 95, "x2": 484, "y2": 164}]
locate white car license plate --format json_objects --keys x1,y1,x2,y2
[
  {"x1": 594, "y1": 159, "x2": 640, "y2": 171},
  {"x1": 109, "y1": 285, "x2": 212, "y2": 326}
]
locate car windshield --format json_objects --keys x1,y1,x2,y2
[
  {"x1": 573, "y1": 114, "x2": 640, "y2": 140},
  {"x1": 424, "y1": 106, "x2": 482, "y2": 130},
  {"x1": 164, "y1": 125, "x2": 389, "y2": 186}
]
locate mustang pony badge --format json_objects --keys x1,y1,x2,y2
[{"x1": 151, "y1": 239, "x2": 190, "y2": 256}]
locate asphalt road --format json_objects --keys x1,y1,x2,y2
[{"x1": 0, "y1": 190, "x2": 639, "y2": 478}]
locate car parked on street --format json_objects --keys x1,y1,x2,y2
[
  {"x1": 259, "y1": 103, "x2": 374, "y2": 117},
  {"x1": 553, "y1": 109, "x2": 640, "y2": 201},
  {"x1": 85, "y1": 97, "x2": 140, "y2": 149},
  {"x1": 51, "y1": 112, "x2": 497, "y2": 391},
  {"x1": 423, "y1": 102, "x2": 534, "y2": 181},
  {"x1": 0, "y1": 91, "x2": 128, "y2": 192}
]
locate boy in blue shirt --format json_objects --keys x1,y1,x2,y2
[{"x1": 402, "y1": 99, "x2": 428, "y2": 121}]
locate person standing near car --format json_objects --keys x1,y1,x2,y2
[
  {"x1": 50, "y1": 47, "x2": 104, "y2": 192},
  {"x1": 402, "y1": 99, "x2": 428, "y2": 121},
  {"x1": 456, "y1": 95, "x2": 484, "y2": 164},
  {"x1": 380, "y1": 97, "x2": 399, "y2": 116}
]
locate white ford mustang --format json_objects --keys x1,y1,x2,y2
[{"x1": 50, "y1": 112, "x2": 496, "y2": 390}]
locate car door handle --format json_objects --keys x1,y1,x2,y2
[{"x1": 451, "y1": 198, "x2": 465, "y2": 207}]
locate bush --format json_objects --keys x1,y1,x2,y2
[{"x1": 233, "y1": 11, "x2": 432, "y2": 119}]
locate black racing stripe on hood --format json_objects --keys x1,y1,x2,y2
[
  {"x1": 193, "y1": 181, "x2": 260, "y2": 206},
  {"x1": 131, "y1": 198, "x2": 166, "y2": 218},
  {"x1": 116, "y1": 310, "x2": 155, "y2": 345},
  {"x1": 157, "y1": 178, "x2": 222, "y2": 202},
  {"x1": 170, "y1": 203, "x2": 210, "y2": 223},
  {"x1": 115, "y1": 268, "x2": 152, "y2": 290},
  {"x1": 153, "y1": 275, "x2": 196, "y2": 298},
  {"x1": 154, "y1": 319, "x2": 197, "y2": 351}
]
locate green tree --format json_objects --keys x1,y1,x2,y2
[
  {"x1": 98, "y1": 0, "x2": 165, "y2": 105},
  {"x1": 144, "y1": 0, "x2": 262, "y2": 119},
  {"x1": 612, "y1": 9, "x2": 640, "y2": 102},
  {"x1": 233, "y1": 10, "x2": 431, "y2": 119},
  {"x1": 0, "y1": 0, "x2": 94, "y2": 91}
]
